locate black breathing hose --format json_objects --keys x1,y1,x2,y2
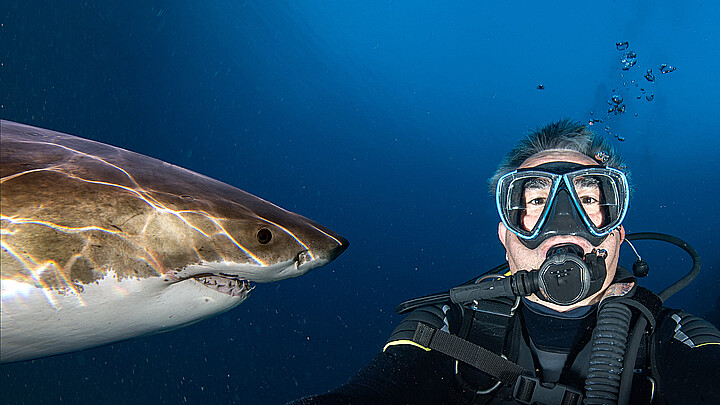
[
  {"x1": 625, "y1": 232, "x2": 701, "y2": 302},
  {"x1": 584, "y1": 301, "x2": 633, "y2": 404}
]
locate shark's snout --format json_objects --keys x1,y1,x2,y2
[{"x1": 327, "y1": 234, "x2": 349, "y2": 262}]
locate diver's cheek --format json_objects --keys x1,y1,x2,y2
[
  {"x1": 506, "y1": 237, "x2": 545, "y2": 272},
  {"x1": 588, "y1": 211, "x2": 605, "y2": 228},
  {"x1": 599, "y1": 229, "x2": 623, "y2": 272},
  {"x1": 504, "y1": 235, "x2": 527, "y2": 272}
]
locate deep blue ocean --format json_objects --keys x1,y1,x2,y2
[{"x1": 2, "y1": 1, "x2": 719, "y2": 404}]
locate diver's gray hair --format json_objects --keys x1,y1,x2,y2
[{"x1": 488, "y1": 119, "x2": 629, "y2": 194}]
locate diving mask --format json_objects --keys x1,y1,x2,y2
[{"x1": 496, "y1": 162, "x2": 629, "y2": 249}]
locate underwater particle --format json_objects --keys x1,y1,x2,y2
[
  {"x1": 616, "y1": 42, "x2": 629, "y2": 51},
  {"x1": 659, "y1": 64, "x2": 676, "y2": 74},
  {"x1": 611, "y1": 94, "x2": 624, "y2": 104},
  {"x1": 603, "y1": 127, "x2": 625, "y2": 142},
  {"x1": 595, "y1": 151, "x2": 610, "y2": 163},
  {"x1": 603, "y1": 126, "x2": 626, "y2": 142},
  {"x1": 644, "y1": 69, "x2": 655, "y2": 82},
  {"x1": 536, "y1": 84, "x2": 545, "y2": 90},
  {"x1": 621, "y1": 51, "x2": 638, "y2": 70},
  {"x1": 646, "y1": 94, "x2": 654, "y2": 101}
]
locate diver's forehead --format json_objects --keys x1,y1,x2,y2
[{"x1": 519, "y1": 150, "x2": 597, "y2": 169}]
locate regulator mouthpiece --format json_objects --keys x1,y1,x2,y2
[{"x1": 535, "y1": 244, "x2": 607, "y2": 306}]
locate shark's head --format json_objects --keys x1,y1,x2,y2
[{"x1": 157, "y1": 200, "x2": 350, "y2": 298}]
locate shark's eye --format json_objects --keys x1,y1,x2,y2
[{"x1": 257, "y1": 228, "x2": 273, "y2": 244}]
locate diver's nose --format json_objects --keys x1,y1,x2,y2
[{"x1": 545, "y1": 188, "x2": 586, "y2": 236}]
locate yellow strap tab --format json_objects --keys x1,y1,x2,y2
[
  {"x1": 695, "y1": 342, "x2": 720, "y2": 348},
  {"x1": 382, "y1": 339, "x2": 431, "y2": 352}
]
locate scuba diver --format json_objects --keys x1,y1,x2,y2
[{"x1": 289, "y1": 120, "x2": 720, "y2": 404}]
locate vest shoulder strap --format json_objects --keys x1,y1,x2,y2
[{"x1": 384, "y1": 302, "x2": 456, "y2": 352}]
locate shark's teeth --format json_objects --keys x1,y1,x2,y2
[{"x1": 191, "y1": 275, "x2": 254, "y2": 298}]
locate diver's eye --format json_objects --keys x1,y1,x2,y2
[
  {"x1": 529, "y1": 197, "x2": 546, "y2": 206},
  {"x1": 257, "y1": 228, "x2": 273, "y2": 244},
  {"x1": 580, "y1": 196, "x2": 598, "y2": 205}
]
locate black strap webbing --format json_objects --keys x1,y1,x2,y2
[
  {"x1": 414, "y1": 322, "x2": 584, "y2": 405},
  {"x1": 412, "y1": 322, "x2": 525, "y2": 386}
]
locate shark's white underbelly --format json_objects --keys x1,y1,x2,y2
[{"x1": 0, "y1": 271, "x2": 244, "y2": 363}]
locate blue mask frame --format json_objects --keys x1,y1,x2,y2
[{"x1": 496, "y1": 163, "x2": 629, "y2": 248}]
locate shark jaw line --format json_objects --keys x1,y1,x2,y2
[{"x1": 184, "y1": 273, "x2": 255, "y2": 298}]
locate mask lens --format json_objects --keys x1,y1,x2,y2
[
  {"x1": 572, "y1": 175, "x2": 606, "y2": 227},
  {"x1": 567, "y1": 168, "x2": 628, "y2": 233},
  {"x1": 499, "y1": 172, "x2": 556, "y2": 236},
  {"x1": 519, "y1": 177, "x2": 552, "y2": 231}
]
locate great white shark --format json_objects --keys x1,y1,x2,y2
[{"x1": 0, "y1": 120, "x2": 348, "y2": 363}]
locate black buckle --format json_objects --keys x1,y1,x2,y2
[{"x1": 513, "y1": 375, "x2": 583, "y2": 405}]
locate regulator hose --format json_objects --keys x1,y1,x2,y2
[
  {"x1": 584, "y1": 300, "x2": 632, "y2": 404},
  {"x1": 625, "y1": 232, "x2": 701, "y2": 302}
]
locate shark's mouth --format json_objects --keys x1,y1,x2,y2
[{"x1": 189, "y1": 273, "x2": 255, "y2": 298}]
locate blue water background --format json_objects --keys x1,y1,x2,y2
[{"x1": 2, "y1": 1, "x2": 719, "y2": 403}]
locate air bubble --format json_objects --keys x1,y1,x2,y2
[
  {"x1": 621, "y1": 51, "x2": 637, "y2": 70},
  {"x1": 644, "y1": 69, "x2": 655, "y2": 82},
  {"x1": 659, "y1": 64, "x2": 676, "y2": 74}
]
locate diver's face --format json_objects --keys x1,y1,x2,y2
[{"x1": 497, "y1": 150, "x2": 625, "y2": 311}]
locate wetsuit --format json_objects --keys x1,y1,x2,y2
[{"x1": 289, "y1": 272, "x2": 720, "y2": 404}]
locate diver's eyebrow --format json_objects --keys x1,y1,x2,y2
[
  {"x1": 525, "y1": 178, "x2": 551, "y2": 189},
  {"x1": 574, "y1": 176, "x2": 600, "y2": 188}
]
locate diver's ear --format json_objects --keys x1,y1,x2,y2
[
  {"x1": 498, "y1": 222, "x2": 508, "y2": 248},
  {"x1": 618, "y1": 225, "x2": 626, "y2": 241}
]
